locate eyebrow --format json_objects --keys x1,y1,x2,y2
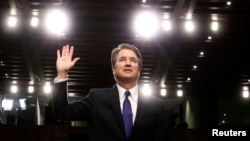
[{"x1": 119, "y1": 56, "x2": 137, "y2": 59}]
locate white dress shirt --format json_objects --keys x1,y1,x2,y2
[{"x1": 117, "y1": 84, "x2": 138, "y2": 124}]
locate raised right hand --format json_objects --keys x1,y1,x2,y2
[{"x1": 56, "y1": 45, "x2": 80, "y2": 79}]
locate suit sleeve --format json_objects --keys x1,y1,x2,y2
[{"x1": 51, "y1": 81, "x2": 93, "y2": 121}]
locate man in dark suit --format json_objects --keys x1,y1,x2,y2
[{"x1": 52, "y1": 44, "x2": 168, "y2": 141}]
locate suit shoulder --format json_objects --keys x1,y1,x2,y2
[{"x1": 89, "y1": 87, "x2": 114, "y2": 94}]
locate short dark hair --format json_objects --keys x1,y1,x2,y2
[{"x1": 111, "y1": 43, "x2": 142, "y2": 70}]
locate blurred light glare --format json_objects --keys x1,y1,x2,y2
[
  {"x1": 2, "y1": 99, "x2": 13, "y2": 110},
  {"x1": 177, "y1": 90, "x2": 183, "y2": 97},
  {"x1": 31, "y1": 17, "x2": 39, "y2": 27},
  {"x1": 10, "y1": 9, "x2": 17, "y2": 15},
  {"x1": 19, "y1": 99, "x2": 27, "y2": 110},
  {"x1": 243, "y1": 91, "x2": 249, "y2": 98},
  {"x1": 160, "y1": 89, "x2": 167, "y2": 96},
  {"x1": 242, "y1": 86, "x2": 249, "y2": 98},
  {"x1": 184, "y1": 20, "x2": 194, "y2": 32},
  {"x1": 28, "y1": 86, "x2": 34, "y2": 93},
  {"x1": 211, "y1": 21, "x2": 219, "y2": 31},
  {"x1": 243, "y1": 86, "x2": 248, "y2": 91},
  {"x1": 186, "y1": 14, "x2": 192, "y2": 20},
  {"x1": 8, "y1": 16, "x2": 17, "y2": 27},
  {"x1": 212, "y1": 16, "x2": 218, "y2": 21},
  {"x1": 134, "y1": 11, "x2": 159, "y2": 38},
  {"x1": 162, "y1": 20, "x2": 171, "y2": 31},
  {"x1": 44, "y1": 82, "x2": 52, "y2": 94},
  {"x1": 11, "y1": 85, "x2": 18, "y2": 93},
  {"x1": 32, "y1": 11, "x2": 39, "y2": 16},
  {"x1": 163, "y1": 15, "x2": 169, "y2": 19},
  {"x1": 226, "y1": 1, "x2": 232, "y2": 6},
  {"x1": 199, "y1": 51, "x2": 204, "y2": 57},
  {"x1": 142, "y1": 84, "x2": 152, "y2": 96},
  {"x1": 193, "y1": 65, "x2": 197, "y2": 70},
  {"x1": 45, "y1": 10, "x2": 69, "y2": 35}
]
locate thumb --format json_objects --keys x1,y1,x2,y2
[{"x1": 72, "y1": 57, "x2": 80, "y2": 65}]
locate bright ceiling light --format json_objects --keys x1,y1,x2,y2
[
  {"x1": 243, "y1": 86, "x2": 248, "y2": 91},
  {"x1": 134, "y1": 11, "x2": 159, "y2": 38},
  {"x1": 226, "y1": 1, "x2": 232, "y2": 6},
  {"x1": 184, "y1": 20, "x2": 194, "y2": 32},
  {"x1": 160, "y1": 89, "x2": 167, "y2": 96},
  {"x1": 199, "y1": 51, "x2": 204, "y2": 57},
  {"x1": 193, "y1": 65, "x2": 197, "y2": 70},
  {"x1": 211, "y1": 21, "x2": 219, "y2": 31},
  {"x1": 7, "y1": 16, "x2": 17, "y2": 27},
  {"x1": 31, "y1": 17, "x2": 39, "y2": 27},
  {"x1": 44, "y1": 82, "x2": 52, "y2": 94},
  {"x1": 177, "y1": 90, "x2": 183, "y2": 97},
  {"x1": 28, "y1": 86, "x2": 34, "y2": 93},
  {"x1": 45, "y1": 9, "x2": 69, "y2": 35},
  {"x1": 242, "y1": 91, "x2": 249, "y2": 98},
  {"x1": 142, "y1": 84, "x2": 152, "y2": 96},
  {"x1": 10, "y1": 85, "x2": 18, "y2": 93}
]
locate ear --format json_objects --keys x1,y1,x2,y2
[{"x1": 112, "y1": 68, "x2": 116, "y2": 75}]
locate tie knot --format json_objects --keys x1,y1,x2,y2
[{"x1": 125, "y1": 91, "x2": 130, "y2": 98}]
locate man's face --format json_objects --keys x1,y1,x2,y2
[{"x1": 112, "y1": 49, "x2": 140, "y2": 83}]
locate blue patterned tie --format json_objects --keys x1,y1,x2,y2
[{"x1": 123, "y1": 90, "x2": 133, "y2": 138}]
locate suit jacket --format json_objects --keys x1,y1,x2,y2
[{"x1": 52, "y1": 81, "x2": 168, "y2": 141}]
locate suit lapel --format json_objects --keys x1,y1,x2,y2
[{"x1": 108, "y1": 85, "x2": 125, "y2": 133}]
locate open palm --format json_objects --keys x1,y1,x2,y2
[{"x1": 56, "y1": 45, "x2": 80, "y2": 78}]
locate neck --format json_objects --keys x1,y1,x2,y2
[{"x1": 117, "y1": 81, "x2": 137, "y2": 90}]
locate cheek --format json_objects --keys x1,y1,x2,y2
[{"x1": 112, "y1": 66, "x2": 120, "y2": 74}]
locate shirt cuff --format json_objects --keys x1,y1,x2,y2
[{"x1": 54, "y1": 77, "x2": 68, "y2": 83}]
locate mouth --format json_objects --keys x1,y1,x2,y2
[{"x1": 123, "y1": 69, "x2": 132, "y2": 73}]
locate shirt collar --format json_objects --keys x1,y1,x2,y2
[{"x1": 116, "y1": 84, "x2": 138, "y2": 100}]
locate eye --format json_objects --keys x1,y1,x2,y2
[
  {"x1": 119, "y1": 57, "x2": 126, "y2": 62},
  {"x1": 131, "y1": 58, "x2": 137, "y2": 63}
]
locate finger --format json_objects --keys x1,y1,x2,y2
[
  {"x1": 57, "y1": 49, "x2": 61, "y2": 58},
  {"x1": 62, "y1": 45, "x2": 66, "y2": 56},
  {"x1": 69, "y1": 46, "x2": 74, "y2": 57},
  {"x1": 65, "y1": 45, "x2": 69, "y2": 56}
]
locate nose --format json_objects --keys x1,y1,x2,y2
[{"x1": 125, "y1": 59, "x2": 132, "y2": 65}]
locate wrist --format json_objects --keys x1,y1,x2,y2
[{"x1": 57, "y1": 71, "x2": 68, "y2": 79}]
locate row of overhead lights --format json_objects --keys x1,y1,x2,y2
[
  {"x1": 8, "y1": 81, "x2": 184, "y2": 98},
  {"x1": 5, "y1": 82, "x2": 248, "y2": 110},
  {"x1": 141, "y1": 0, "x2": 232, "y2": 6},
  {"x1": 137, "y1": 0, "x2": 231, "y2": 90},
  {"x1": 1, "y1": 85, "x2": 185, "y2": 111},
  {"x1": 5, "y1": 8, "x2": 222, "y2": 38},
  {"x1": 141, "y1": 84, "x2": 183, "y2": 97},
  {"x1": 9, "y1": 81, "x2": 52, "y2": 94},
  {"x1": 135, "y1": 0, "x2": 233, "y2": 38}
]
